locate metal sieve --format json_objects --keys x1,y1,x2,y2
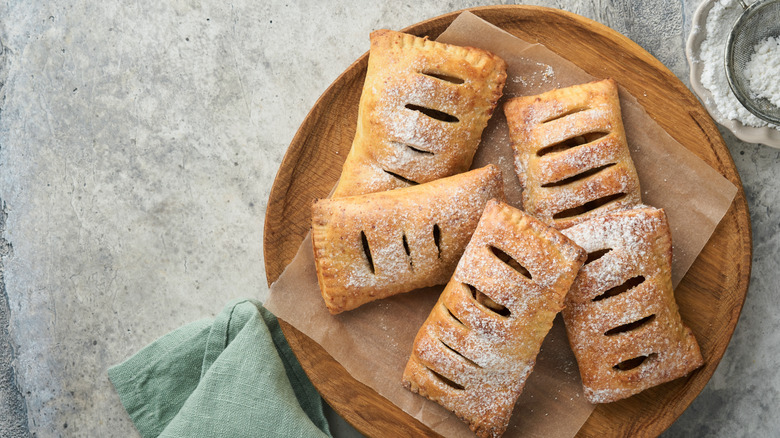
[{"x1": 725, "y1": 0, "x2": 780, "y2": 124}]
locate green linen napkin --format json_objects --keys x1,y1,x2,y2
[{"x1": 108, "y1": 299, "x2": 332, "y2": 438}]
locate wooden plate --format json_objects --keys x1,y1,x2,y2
[{"x1": 264, "y1": 5, "x2": 752, "y2": 437}]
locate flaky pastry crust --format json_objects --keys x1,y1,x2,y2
[
  {"x1": 403, "y1": 200, "x2": 586, "y2": 437},
  {"x1": 332, "y1": 29, "x2": 507, "y2": 198},
  {"x1": 561, "y1": 206, "x2": 703, "y2": 403},
  {"x1": 504, "y1": 78, "x2": 641, "y2": 229},
  {"x1": 312, "y1": 165, "x2": 504, "y2": 314}
]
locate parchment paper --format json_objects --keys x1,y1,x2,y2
[{"x1": 265, "y1": 12, "x2": 738, "y2": 438}]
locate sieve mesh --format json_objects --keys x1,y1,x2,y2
[{"x1": 725, "y1": 0, "x2": 780, "y2": 124}]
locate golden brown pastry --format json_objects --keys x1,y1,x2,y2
[
  {"x1": 312, "y1": 165, "x2": 504, "y2": 314},
  {"x1": 403, "y1": 199, "x2": 586, "y2": 438},
  {"x1": 332, "y1": 29, "x2": 507, "y2": 198},
  {"x1": 561, "y1": 206, "x2": 703, "y2": 404},
  {"x1": 504, "y1": 78, "x2": 641, "y2": 229}
]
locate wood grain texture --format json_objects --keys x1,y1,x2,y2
[{"x1": 264, "y1": 6, "x2": 751, "y2": 438}]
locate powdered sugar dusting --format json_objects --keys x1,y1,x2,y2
[{"x1": 510, "y1": 59, "x2": 556, "y2": 91}]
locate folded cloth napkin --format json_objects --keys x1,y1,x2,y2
[{"x1": 109, "y1": 299, "x2": 332, "y2": 438}]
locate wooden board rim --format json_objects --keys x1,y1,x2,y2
[{"x1": 263, "y1": 5, "x2": 752, "y2": 437}]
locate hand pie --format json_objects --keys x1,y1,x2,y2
[
  {"x1": 504, "y1": 78, "x2": 641, "y2": 229},
  {"x1": 312, "y1": 165, "x2": 504, "y2": 314},
  {"x1": 403, "y1": 200, "x2": 586, "y2": 438},
  {"x1": 560, "y1": 206, "x2": 703, "y2": 403},
  {"x1": 332, "y1": 29, "x2": 507, "y2": 198}
]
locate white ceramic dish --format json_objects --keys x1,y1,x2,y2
[{"x1": 686, "y1": 0, "x2": 780, "y2": 147}]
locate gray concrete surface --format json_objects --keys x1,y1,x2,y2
[
  {"x1": 0, "y1": 210, "x2": 29, "y2": 438},
  {"x1": 0, "y1": 0, "x2": 777, "y2": 437},
  {"x1": 0, "y1": 10, "x2": 30, "y2": 436}
]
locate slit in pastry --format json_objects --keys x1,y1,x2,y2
[
  {"x1": 420, "y1": 70, "x2": 465, "y2": 84},
  {"x1": 613, "y1": 353, "x2": 657, "y2": 372},
  {"x1": 604, "y1": 315, "x2": 656, "y2": 336},
  {"x1": 405, "y1": 103, "x2": 460, "y2": 123}
]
